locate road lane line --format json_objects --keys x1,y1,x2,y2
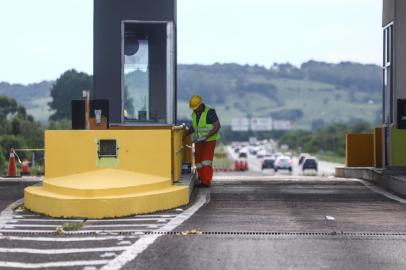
[
  {"x1": 0, "y1": 236, "x2": 135, "y2": 242},
  {"x1": 13, "y1": 218, "x2": 172, "y2": 223},
  {"x1": 0, "y1": 199, "x2": 23, "y2": 229},
  {"x1": 0, "y1": 246, "x2": 127, "y2": 254},
  {"x1": 3, "y1": 224, "x2": 162, "y2": 228},
  {"x1": 0, "y1": 260, "x2": 110, "y2": 269},
  {"x1": 12, "y1": 218, "x2": 84, "y2": 222},
  {"x1": 353, "y1": 178, "x2": 406, "y2": 204},
  {"x1": 101, "y1": 188, "x2": 211, "y2": 270},
  {"x1": 0, "y1": 229, "x2": 151, "y2": 234}
]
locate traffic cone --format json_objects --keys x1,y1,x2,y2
[
  {"x1": 21, "y1": 159, "x2": 30, "y2": 176},
  {"x1": 235, "y1": 161, "x2": 241, "y2": 171},
  {"x1": 7, "y1": 148, "x2": 17, "y2": 177}
]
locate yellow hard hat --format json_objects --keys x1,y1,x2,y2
[{"x1": 189, "y1": 95, "x2": 202, "y2": 110}]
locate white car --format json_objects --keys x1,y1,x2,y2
[
  {"x1": 274, "y1": 156, "x2": 293, "y2": 172},
  {"x1": 257, "y1": 149, "x2": 267, "y2": 159}
]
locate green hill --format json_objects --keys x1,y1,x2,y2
[
  {"x1": 177, "y1": 61, "x2": 382, "y2": 130},
  {"x1": 0, "y1": 81, "x2": 52, "y2": 123},
  {"x1": 0, "y1": 61, "x2": 382, "y2": 129}
]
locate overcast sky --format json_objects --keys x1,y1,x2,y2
[{"x1": 0, "y1": 0, "x2": 382, "y2": 84}]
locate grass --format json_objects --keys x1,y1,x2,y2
[
  {"x1": 315, "y1": 151, "x2": 345, "y2": 164},
  {"x1": 178, "y1": 77, "x2": 381, "y2": 130},
  {"x1": 62, "y1": 222, "x2": 84, "y2": 231}
]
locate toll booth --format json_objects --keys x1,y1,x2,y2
[
  {"x1": 382, "y1": 0, "x2": 406, "y2": 168},
  {"x1": 94, "y1": 0, "x2": 176, "y2": 125},
  {"x1": 24, "y1": 0, "x2": 192, "y2": 218}
]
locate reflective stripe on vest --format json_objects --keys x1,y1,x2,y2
[
  {"x1": 201, "y1": 160, "x2": 213, "y2": 166},
  {"x1": 196, "y1": 162, "x2": 204, "y2": 169},
  {"x1": 195, "y1": 160, "x2": 213, "y2": 169},
  {"x1": 192, "y1": 106, "x2": 221, "y2": 142}
]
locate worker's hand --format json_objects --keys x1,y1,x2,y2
[{"x1": 182, "y1": 133, "x2": 189, "y2": 142}]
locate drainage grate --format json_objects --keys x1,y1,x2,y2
[
  {"x1": 145, "y1": 231, "x2": 406, "y2": 237},
  {"x1": 2, "y1": 230, "x2": 406, "y2": 238}
]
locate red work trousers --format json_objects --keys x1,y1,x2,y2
[{"x1": 194, "y1": 140, "x2": 217, "y2": 186}]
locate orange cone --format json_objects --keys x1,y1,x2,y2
[
  {"x1": 7, "y1": 148, "x2": 17, "y2": 177},
  {"x1": 21, "y1": 159, "x2": 30, "y2": 176},
  {"x1": 235, "y1": 160, "x2": 241, "y2": 171}
]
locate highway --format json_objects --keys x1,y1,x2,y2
[
  {"x1": 3, "y1": 158, "x2": 406, "y2": 269},
  {"x1": 226, "y1": 146, "x2": 343, "y2": 177}
]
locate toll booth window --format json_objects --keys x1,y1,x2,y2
[
  {"x1": 383, "y1": 23, "x2": 394, "y2": 124},
  {"x1": 124, "y1": 34, "x2": 150, "y2": 122},
  {"x1": 122, "y1": 22, "x2": 174, "y2": 124}
]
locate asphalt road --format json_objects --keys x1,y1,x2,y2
[
  {"x1": 124, "y1": 179, "x2": 406, "y2": 270},
  {"x1": 2, "y1": 176, "x2": 406, "y2": 269}
]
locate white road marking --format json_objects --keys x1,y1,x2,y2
[
  {"x1": 0, "y1": 235, "x2": 133, "y2": 242},
  {"x1": 12, "y1": 218, "x2": 84, "y2": 222},
  {"x1": 101, "y1": 188, "x2": 210, "y2": 270},
  {"x1": 0, "y1": 246, "x2": 127, "y2": 254},
  {"x1": 0, "y1": 199, "x2": 23, "y2": 229},
  {"x1": 12, "y1": 218, "x2": 172, "y2": 223},
  {"x1": 3, "y1": 224, "x2": 161, "y2": 229},
  {"x1": 0, "y1": 229, "x2": 149, "y2": 234},
  {"x1": 117, "y1": 241, "x2": 132, "y2": 246},
  {"x1": 352, "y1": 178, "x2": 406, "y2": 204},
  {"x1": 100, "y1": 252, "x2": 117, "y2": 258},
  {"x1": 83, "y1": 266, "x2": 98, "y2": 270},
  {"x1": 0, "y1": 260, "x2": 110, "y2": 269}
]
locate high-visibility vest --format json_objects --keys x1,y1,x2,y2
[{"x1": 192, "y1": 106, "x2": 221, "y2": 142}]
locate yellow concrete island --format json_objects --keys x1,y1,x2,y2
[{"x1": 24, "y1": 127, "x2": 191, "y2": 218}]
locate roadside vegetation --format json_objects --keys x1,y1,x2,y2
[
  {"x1": 219, "y1": 121, "x2": 372, "y2": 163},
  {"x1": 0, "y1": 63, "x2": 379, "y2": 172},
  {"x1": 0, "y1": 70, "x2": 90, "y2": 174},
  {"x1": 0, "y1": 96, "x2": 44, "y2": 174}
]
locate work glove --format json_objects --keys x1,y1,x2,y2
[{"x1": 193, "y1": 136, "x2": 207, "y2": 143}]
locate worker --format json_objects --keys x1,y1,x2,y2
[{"x1": 183, "y1": 96, "x2": 221, "y2": 187}]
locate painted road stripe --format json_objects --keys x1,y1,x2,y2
[
  {"x1": 0, "y1": 260, "x2": 110, "y2": 269},
  {"x1": 3, "y1": 224, "x2": 161, "y2": 228},
  {"x1": 0, "y1": 229, "x2": 150, "y2": 234},
  {"x1": 0, "y1": 199, "x2": 24, "y2": 229},
  {"x1": 0, "y1": 235, "x2": 137, "y2": 242},
  {"x1": 11, "y1": 218, "x2": 172, "y2": 222},
  {"x1": 101, "y1": 188, "x2": 211, "y2": 270},
  {"x1": 0, "y1": 246, "x2": 127, "y2": 254},
  {"x1": 12, "y1": 218, "x2": 84, "y2": 222},
  {"x1": 13, "y1": 214, "x2": 176, "y2": 219}
]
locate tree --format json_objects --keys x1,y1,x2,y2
[
  {"x1": 0, "y1": 96, "x2": 17, "y2": 117},
  {"x1": 48, "y1": 69, "x2": 92, "y2": 121}
]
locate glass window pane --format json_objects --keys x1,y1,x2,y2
[
  {"x1": 122, "y1": 22, "x2": 174, "y2": 125},
  {"x1": 123, "y1": 36, "x2": 150, "y2": 122}
]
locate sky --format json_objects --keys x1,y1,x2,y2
[{"x1": 0, "y1": 0, "x2": 382, "y2": 84}]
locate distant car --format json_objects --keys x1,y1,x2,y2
[
  {"x1": 262, "y1": 158, "x2": 275, "y2": 170},
  {"x1": 302, "y1": 157, "x2": 318, "y2": 171},
  {"x1": 257, "y1": 149, "x2": 267, "y2": 159},
  {"x1": 274, "y1": 156, "x2": 293, "y2": 172},
  {"x1": 239, "y1": 152, "x2": 248, "y2": 158},
  {"x1": 249, "y1": 146, "x2": 259, "y2": 155}
]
